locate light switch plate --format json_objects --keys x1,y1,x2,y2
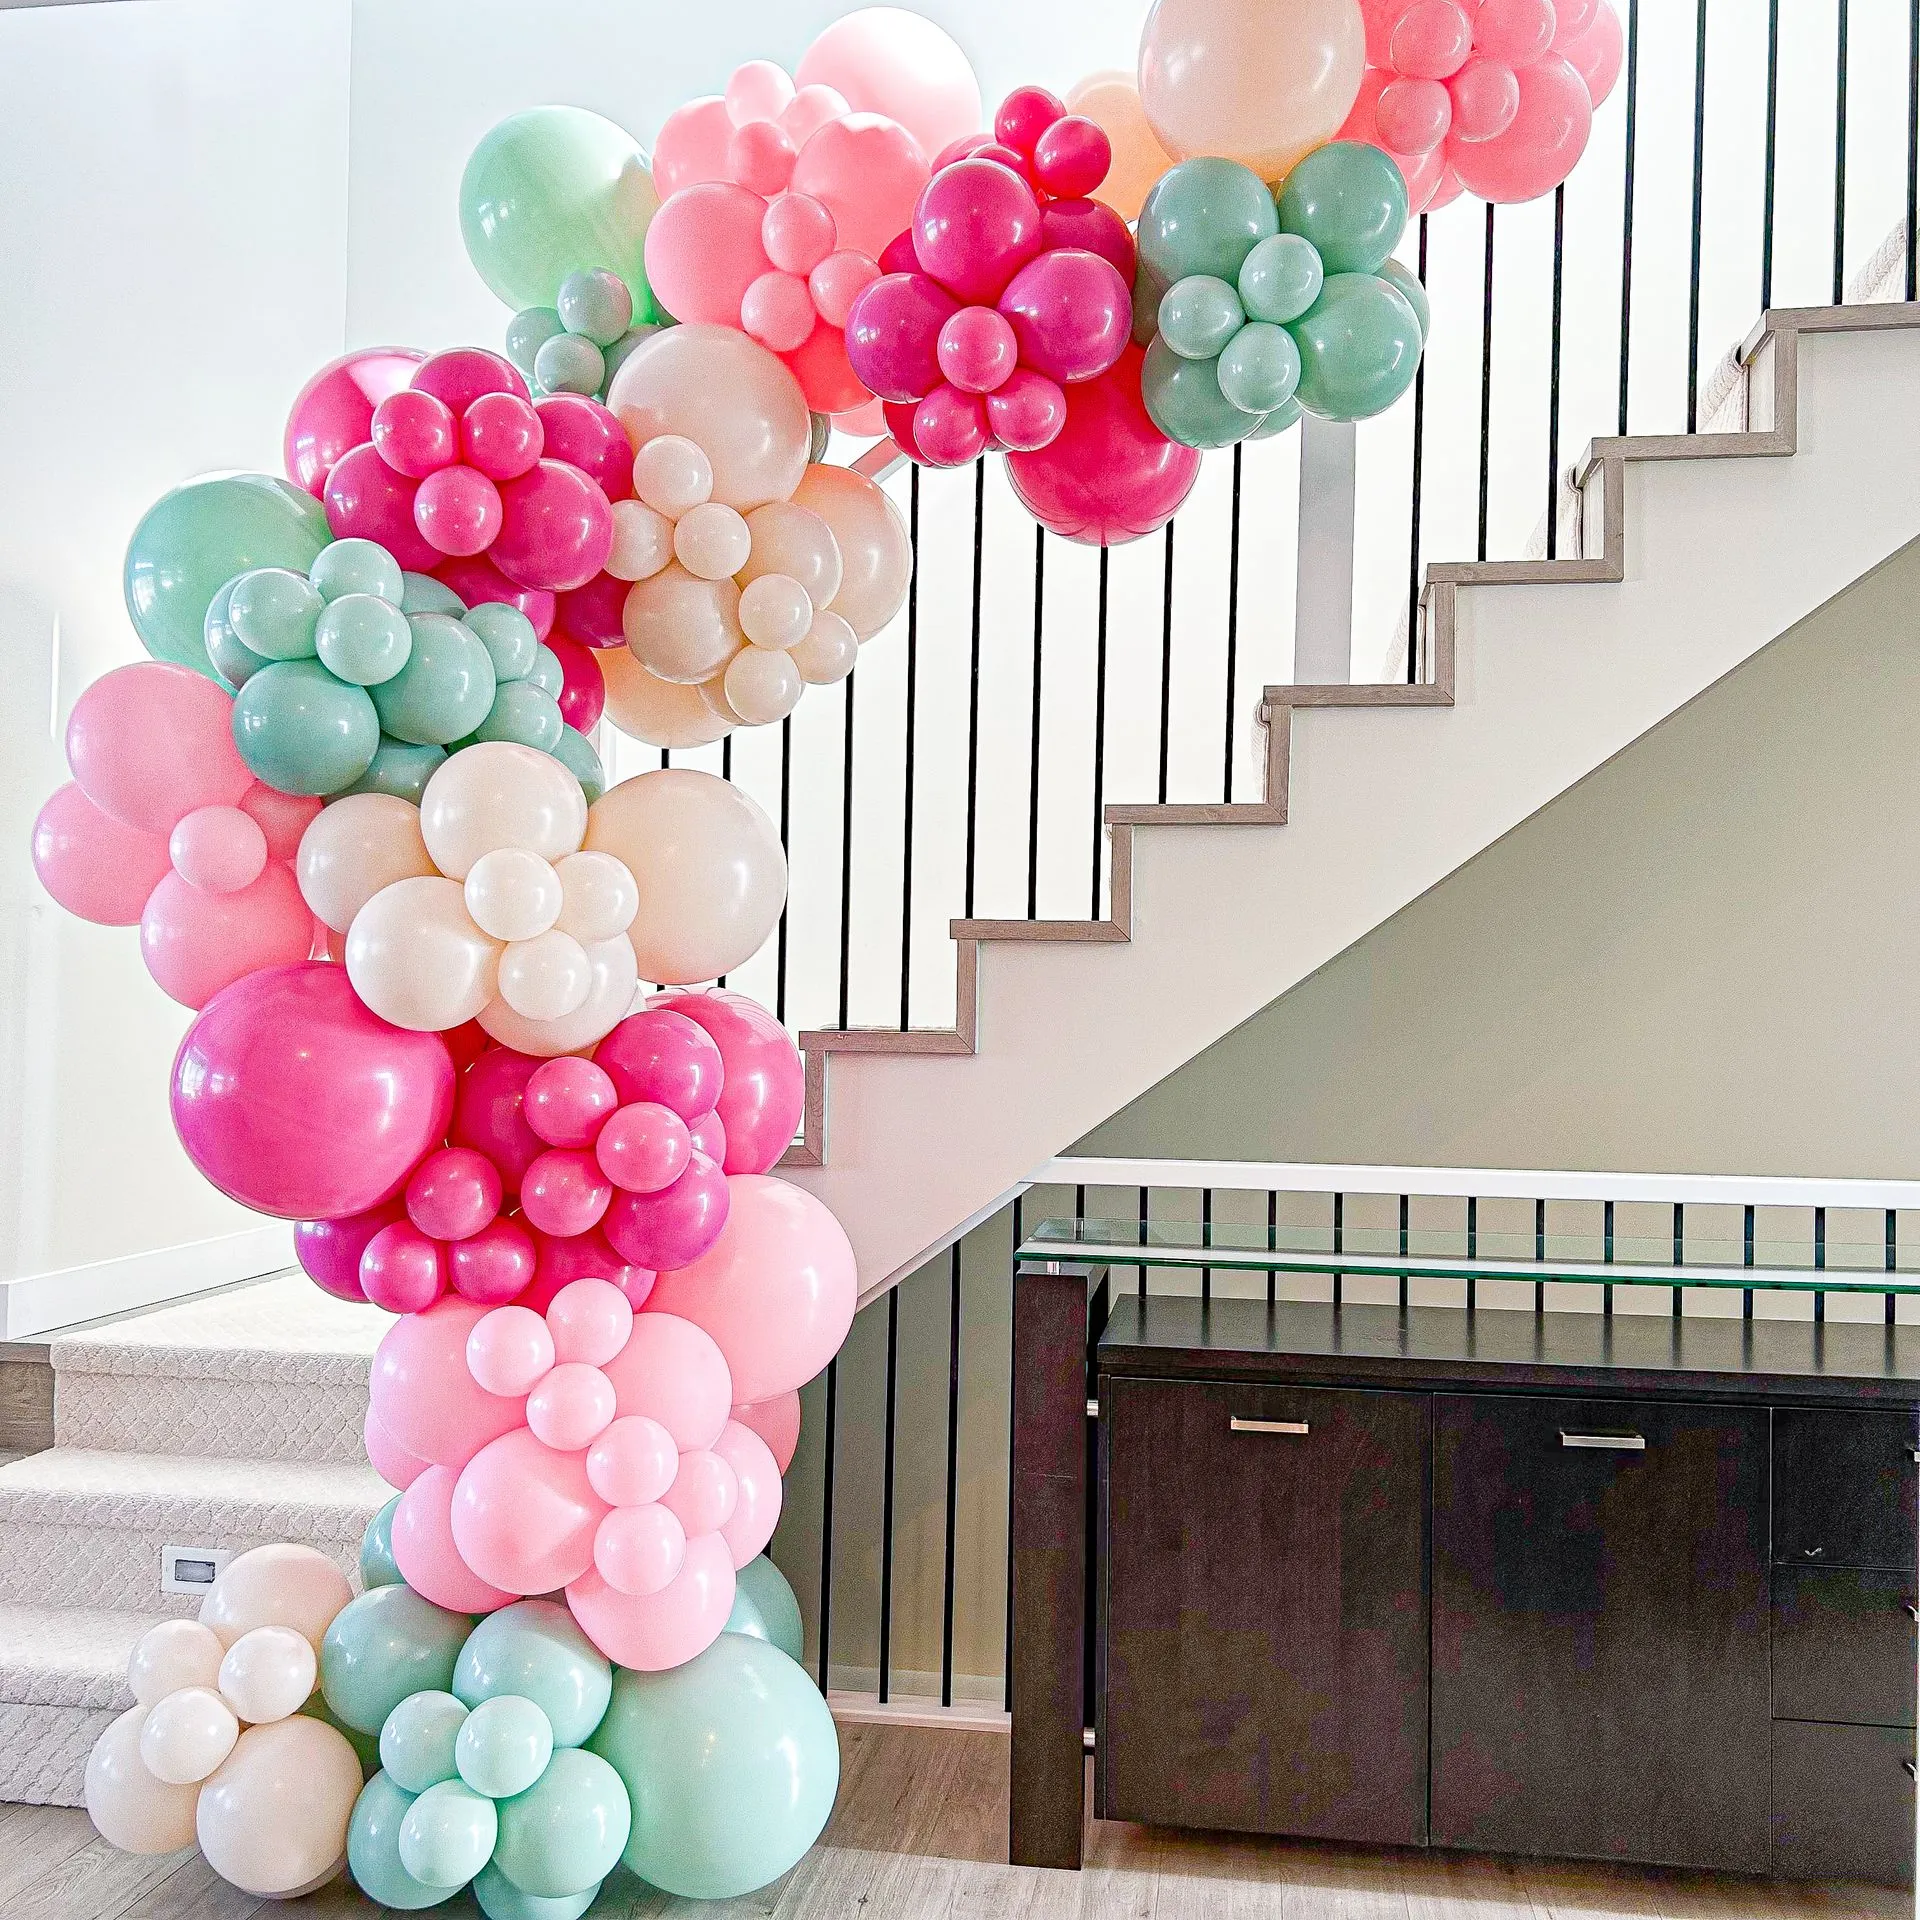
[{"x1": 161, "y1": 1544, "x2": 231, "y2": 1594}]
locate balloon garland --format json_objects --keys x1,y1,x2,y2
[{"x1": 31, "y1": 5, "x2": 1621, "y2": 1907}]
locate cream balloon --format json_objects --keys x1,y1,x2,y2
[
  {"x1": 1066, "y1": 71, "x2": 1178, "y2": 220},
  {"x1": 418, "y1": 740, "x2": 588, "y2": 880},
  {"x1": 586, "y1": 769, "x2": 787, "y2": 984},
  {"x1": 673, "y1": 502, "x2": 752, "y2": 580},
  {"x1": 85, "y1": 1706, "x2": 201, "y2": 1853},
  {"x1": 632, "y1": 433, "x2": 714, "y2": 516},
  {"x1": 599, "y1": 646, "x2": 733, "y2": 748},
  {"x1": 464, "y1": 846, "x2": 563, "y2": 942},
  {"x1": 498, "y1": 928, "x2": 593, "y2": 1019},
  {"x1": 129, "y1": 1618, "x2": 225, "y2": 1708},
  {"x1": 217, "y1": 1625, "x2": 318, "y2": 1725},
  {"x1": 623, "y1": 565, "x2": 747, "y2": 684},
  {"x1": 790, "y1": 610, "x2": 858, "y2": 686},
  {"x1": 478, "y1": 932, "x2": 637, "y2": 1055},
  {"x1": 198, "y1": 1543, "x2": 353, "y2": 1655},
  {"x1": 740, "y1": 501, "x2": 843, "y2": 607},
  {"x1": 607, "y1": 499, "x2": 676, "y2": 581},
  {"x1": 195, "y1": 1716, "x2": 362, "y2": 1898},
  {"x1": 295, "y1": 792, "x2": 435, "y2": 934},
  {"x1": 139, "y1": 1686, "x2": 239, "y2": 1785},
  {"x1": 347, "y1": 876, "x2": 501, "y2": 1030},
  {"x1": 698, "y1": 673, "x2": 748, "y2": 726},
  {"x1": 724, "y1": 646, "x2": 804, "y2": 725},
  {"x1": 792, "y1": 464, "x2": 911, "y2": 638},
  {"x1": 738, "y1": 573, "x2": 813, "y2": 650},
  {"x1": 555, "y1": 850, "x2": 639, "y2": 943},
  {"x1": 607, "y1": 324, "x2": 810, "y2": 511}
]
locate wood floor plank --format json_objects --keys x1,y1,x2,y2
[
  {"x1": 118, "y1": 1850, "x2": 265, "y2": 1920},
  {"x1": 8, "y1": 1833, "x2": 201, "y2": 1920},
  {"x1": 1401, "y1": 1846, "x2": 1546, "y2": 1919},
  {"x1": 0, "y1": 1805, "x2": 115, "y2": 1906}
]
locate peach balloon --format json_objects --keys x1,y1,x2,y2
[
  {"x1": 194, "y1": 1716, "x2": 363, "y2": 1897},
  {"x1": 85, "y1": 1706, "x2": 201, "y2": 1853},
  {"x1": 1067, "y1": 71, "x2": 1178, "y2": 219},
  {"x1": 622, "y1": 564, "x2": 747, "y2": 684},
  {"x1": 724, "y1": 646, "x2": 803, "y2": 726},
  {"x1": 566, "y1": 1530, "x2": 736, "y2": 1670},
  {"x1": 346, "y1": 875, "x2": 502, "y2": 1031},
  {"x1": 791, "y1": 463, "x2": 911, "y2": 638},
  {"x1": 476, "y1": 932, "x2": 638, "y2": 1057},
  {"x1": 1138, "y1": 0, "x2": 1367, "y2": 181},
  {"x1": 129, "y1": 1618, "x2": 225, "y2": 1708},
  {"x1": 198, "y1": 1543, "x2": 354, "y2": 1656},
  {"x1": 139, "y1": 1686, "x2": 239, "y2": 1784},
  {"x1": 296, "y1": 791, "x2": 435, "y2": 933},
  {"x1": 602, "y1": 1310, "x2": 733, "y2": 1450},
  {"x1": 607, "y1": 499, "x2": 676, "y2": 581},
  {"x1": 418, "y1": 741, "x2": 588, "y2": 880},
  {"x1": 217, "y1": 1625, "x2": 319, "y2": 1725},
  {"x1": 741, "y1": 501, "x2": 843, "y2": 606},
  {"x1": 599, "y1": 646, "x2": 732, "y2": 748},
  {"x1": 731, "y1": 1390, "x2": 802, "y2": 1472}
]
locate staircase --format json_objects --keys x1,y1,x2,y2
[
  {"x1": 782, "y1": 306, "x2": 1920, "y2": 1300},
  {"x1": 0, "y1": 1278, "x2": 388, "y2": 1805}
]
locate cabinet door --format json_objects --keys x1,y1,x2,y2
[
  {"x1": 1773, "y1": 1408, "x2": 1919, "y2": 1570},
  {"x1": 1100, "y1": 1376, "x2": 1428, "y2": 1844},
  {"x1": 1431, "y1": 1394, "x2": 1770, "y2": 1872}
]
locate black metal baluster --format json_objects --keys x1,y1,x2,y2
[
  {"x1": 716, "y1": 736, "x2": 732, "y2": 988},
  {"x1": 941, "y1": 1242, "x2": 962, "y2": 1706},
  {"x1": 1814, "y1": 1205, "x2": 1827, "y2": 1323},
  {"x1": 1267, "y1": 1189, "x2": 1278, "y2": 1308},
  {"x1": 1744, "y1": 1203, "x2": 1756, "y2": 1320},
  {"x1": 1398, "y1": 1193, "x2": 1410, "y2": 1313},
  {"x1": 1138, "y1": 1184, "x2": 1150, "y2": 1301},
  {"x1": 1673, "y1": 1201, "x2": 1684, "y2": 1319},
  {"x1": 1407, "y1": 213, "x2": 1430, "y2": 679},
  {"x1": 659, "y1": 747, "x2": 670, "y2": 770},
  {"x1": 1478, "y1": 204, "x2": 1496, "y2": 561},
  {"x1": 1466, "y1": 1195, "x2": 1478, "y2": 1312},
  {"x1": 1534, "y1": 1197, "x2": 1546, "y2": 1314},
  {"x1": 963, "y1": 460, "x2": 985, "y2": 919},
  {"x1": 1003, "y1": 1196, "x2": 1021, "y2": 1713},
  {"x1": 1686, "y1": 0, "x2": 1709, "y2": 432},
  {"x1": 1157, "y1": 523, "x2": 1175, "y2": 801},
  {"x1": 1834, "y1": 0, "x2": 1851, "y2": 303},
  {"x1": 1618, "y1": 0, "x2": 1642, "y2": 434},
  {"x1": 1026, "y1": 527, "x2": 1046, "y2": 920},
  {"x1": 877, "y1": 1287, "x2": 899, "y2": 1703},
  {"x1": 1332, "y1": 1191, "x2": 1344, "y2": 1309},
  {"x1": 817, "y1": 1355, "x2": 838, "y2": 1694},
  {"x1": 1603, "y1": 1197, "x2": 1615, "y2": 1317},
  {"x1": 1222, "y1": 445, "x2": 1243, "y2": 802},
  {"x1": 1090, "y1": 549, "x2": 1110, "y2": 919},
  {"x1": 1201, "y1": 1186, "x2": 1212, "y2": 1305},
  {"x1": 1762, "y1": 0, "x2": 1781, "y2": 310},
  {"x1": 775, "y1": 716, "x2": 792, "y2": 1024},
  {"x1": 898, "y1": 469, "x2": 921, "y2": 1028},
  {"x1": 1546, "y1": 187, "x2": 1565, "y2": 556},
  {"x1": 1887, "y1": 1207, "x2": 1899, "y2": 1327},
  {"x1": 835, "y1": 669, "x2": 856, "y2": 1031}
]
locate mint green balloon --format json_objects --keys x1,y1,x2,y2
[
  {"x1": 204, "y1": 579, "x2": 269, "y2": 690},
  {"x1": 491, "y1": 1747, "x2": 629, "y2": 1899},
  {"x1": 373, "y1": 614, "x2": 498, "y2": 746},
  {"x1": 349, "y1": 736, "x2": 447, "y2": 804},
  {"x1": 1158, "y1": 275, "x2": 1244, "y2": 361},
  {"x1": 461, "y1": 107, "x2": 660, "y2": 317},
  {"x1": 534, "y1": 334, "x2": 605, "y2": 398},
  {"x1": 550, "y1": 727, "x2": 605, "y2": 804},
  {"x1": 312, "y1": 537, "x2": 405, "y2": 604},
  {"x1": 1379, "y1": 257, "x2": 1431, "y2": 345},
  {"x1": 453, "y1": 1600, "x2": 611, "y2": 1750},
  {"x1": 322, "y1": 1586, "x2": 473, "y2": 1736},
  {"x1": 602, "y1": 324, "x2": 663, "y2": 391},
  {"x1": 300, "y1": 1689, "x2": 381, "y2": 1777},
  {"x1": 1276, "y1": 140, "x2": 1408, "y2": 277},
  {"x1": 1218, "y1": 322, "x2": 1302, "y2": 415},
  {"x1": 400, "y1": 1779, "x2": 498, "y2": 1890},
  {"x1": 1141, "y1": 337, "x2": 1270, "y2": 451},
  {"x1": 125, "y1": 472, "x2": 330, "y2": 679},
  {"x1": 1250, "y1": 394, "x2": 1305, "y2": 440},
  {"x1": 557, "y1": 269, "x2": 633, "y2": 347},
  {"x1": 472, "y1": 1860, "x2": 598, "y2": 1920},
  {"x1": 522, "y1": 645, "x2": 565, "y2": 699},
  {"x1": 1238, "y1": 232, "x2": 1324, "y2": 326},
  {"x1": 506, "y1": 308, "x2": 565, "y2": 380},
  {"x1": 731, "y1": 1555, "x2": 805, "y2": 1665},
  {"x1": 1291, "y1": 274, "x2": 1424, "y2": 422},
  {"x1": 464, "y1": 603, "x2": 538, "y2": 681},
  {"x1": 475, "y1": 682, "x2": 564, "y2": 753},
  {"x1": 380, "y1": 1690, "x2": 469, "y2": 1794},
  {"x1": 347, "y1": 1773, "x2": 458, "y2": 1910},
  {"x1": 1137, "y1": 156, "x2": 1278, "y2": 289},
  {"x1": 457, "y1": 1695, "x2": 553, "y2": 1800},
  {"x1": 317, "y1": 594, "x2": 414, "y2": 686},
  {"x1": 231, "y1": 660, "x2": 380, "y2": 796},
  {"x1": 401, "y1": 571, "x2": 469, "y2": 616},
  {"x1": 361, "y1": 1496, "x2": 404, "y2": 1590},
  {"x1": 589, "y1": 1635, "x2": 838, "y2": 1900},
  {"x1": 226, "y1": 567, "x2": 323, "y2": 662}
]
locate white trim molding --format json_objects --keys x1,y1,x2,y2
[{"x1": 0, "y1": 1225, "x2": 295, "y2": 1340}]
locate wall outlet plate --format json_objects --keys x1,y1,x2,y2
[{"x1": 161, "y1": 1544, "x2": 231, "y2": 1594}]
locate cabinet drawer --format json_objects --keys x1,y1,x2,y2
[
  {"x1": 1773, "y1": 1720, "x2": 1917, "y2": 1886},
  {"x1": 1099, "y1": 1376, "x2": 1428, "y2": 1846},
  {"x1": 1773, "y1": 1408, "x2": 1919, "y2": 1569},
  {"x1": 1773, "y1": 1566, "x2": 1918, "y2": 1727}
]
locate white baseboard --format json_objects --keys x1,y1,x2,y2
[
  {"x1": 828, "y1": 1690, "x2": 1009, "y2": 1734},
  {"x1": 0, "y1": 1226, "x2": 296, "y2": 1340}
]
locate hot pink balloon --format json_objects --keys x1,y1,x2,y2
[
  {"x1": 372, "y1": 389, "x2": 459, "y2": 478},
  {"x1": 566, "y1": 1533, "x2": 735, "y2": 1670},
  {"x1": 645, "y1": 182, "x2": 773, "y2": 328},
  {"x1": 452, "y1": 1048, "x2": 544, "y2": 1195},
  {"x1": 997, "y1": 248, "x2": 1130, "y2": 384},
  {"x1": 1038, "y1": 198, "x2": 1136, "y2": 280},
  {"x1": 714, "y1": 1419, "x2": 783, "y2": 1566},
  {"x1": 434, "y1": 555, "x2": 556, "y2": 641},
  {"x1": 324, "y1": 441, "x2": 440, "y2": 572},
  {"x1": 912, "y1": 385, "x2": 990, "y2": 464},
  {"x1": 986, "y1": 369, "x2": 1068, "y2": 452},
  {"x1": 1449, "y1": 53, "x2": 1592, "y2": 202},
  {"x1": 912, "y1": 158, "x2": 1045, "y2": 303},
  {"x1": 535, "y1": 395, "x2": 635, "y2": 502},
  {"x1": 594, "y1": 1011, "x2": 725, "y2": 1122},
  {"x1": 554, "y1": 571, "x2": 628, "y2": 650},
  {"x1": 525, "y1": 1056, "x2": 621, "y2": 1149},
  {"x1": 284, "y1": 346, "x2": 424, "y2": 498},
  {"x1": 365, "y1": 1406, "x2": 431, "y2": 1490},
  {"x1": 645, "y1": 1175, "x2": 856, "y2": 1404},
  {"x1": 547, "y1": 631, "x2": 607, "y2": 733},
  {"x1": 524, "y1": 1226, "x2": 654, "y2": 1315},
  {"x1": 601, "y1": 1310, "x2": 732, "y2": 1450},
  {"x1": 1032, "y1": 114, "x2": 1110, "y2": 199},
  {"x1": 491, "y1": 460, "x2": 614, "y2": 593},
  {"x1": 521, "y1": 1148, "x2": 613, "y2": 1238},
  {"x1": 172, "y1": 962, "x2": 455, "y2": 1217},
  {"x1": 295, "y1": 1195, "x2": 405, "y2": 1304},
  {"x1": 731, "y1": 1391, "x2": 802, "y2": 1473},
  {"x1": 461, "y1": 392, "x2": 545, "y2": 482},
  {"x1": 451, "y1": 1426, "x2": 606, "y2": 1593},
  {"x1": 593, "y1": 1504, "x2": 686, "y2": 1596},
  {"x1": 603, "y1": 1153, "x2": 730, "y2": 1271},
  {"x1": 789, "y1": 114, "x2": 930, "y2": 261},
  {"x1": 844, "y1": 271, "x2": 959, "y2": 401},
  {"x1": 687, "y1": 1109, "x2": 727, "y2": 1166},
  {"x1": 412, "y1": 347, "x2": 529, "y2": 415},
  {"x1": 360, "y1": 1220, "x2": 449, "y2": 1314},
  {"x1": 585, "y1": 1414, "x2": 679, "y2": 1507},
  {"x1": 67, "y1": 662, "x2": 249, "y2": 833},
  {"x1": 406, "y1": 1147, "x2": 503, "y2": 1242},
  {"x1": 370, "y1": 1296, "x2": 526, "y2": 1469},
  {"x1": 393, "y1": 1465, "x2": 516, "y2": 1612},
  {"x1": 595, "y1": 1103, "x2": 692, "y2": 1195},
  {"x1": 31, "y1": 783, "x2": 172, "y2": 925},
  {"x1": 448, "y1": 1216, "x2": 540, "y2": 1305},
  {"x1": 937, "y1": 306, "x2": 1017, "y2": 393},
  {"x1": 414, "y1": 465, "x2": 503, "y2": 557}
]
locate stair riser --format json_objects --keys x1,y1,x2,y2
[
  {"x1": 53, "y1": 1373, "x2": 368, "y2": 1465},
  {"x1": 0, "y1": 1704, "x2": 110, "y2": 1807}
]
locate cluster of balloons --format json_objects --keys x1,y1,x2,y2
[
  {"x1": 1137, "y1": 142, "x2": 1430, "y2": 447},
  {"x1": 507, "y1": 268, "x2": 662, "y2": 400}
]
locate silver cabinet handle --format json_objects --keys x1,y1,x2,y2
[
  {"x1": 1230, "y1": 1417, "x2": 1309, "y2": 1436},
  {"x1": 1561, "y1": 1431, "x2": 1646, "y2": 1451},
  {"x1": 1907, "y1": 1603, "x2": 1919, "y2": 1623},
  {"x1": 1905, "y1": 1761, "x2": 1916, "y2": 1782}
]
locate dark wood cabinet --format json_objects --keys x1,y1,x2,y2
[
  {"x1": 1100, "y1": 1378, "x2": 1428, "y2": 1843},
  {"x1": 1772, "y1": 1566, "x2": 1919, "y2": 1727},
  {"x1": 1773, "y1": 1407, "x2": 1920, "y2": 1570},
  {"x1": 1773, "y1": 1721, "x2": 1919, "y2": 1886}
]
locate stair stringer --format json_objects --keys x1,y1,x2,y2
[{"x1": 782, "y1": 308, "x2": 1920, "y2": 1301}]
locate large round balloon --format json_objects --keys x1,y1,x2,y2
[
  {"x1": 125, "y1": 473, "x2": 331, "y2": 680},
  {"x1": 170, "y1": 961, "x2": 456, "y2": 1218},
  {"x1": 284, "y1": 348, "x2": 425, "y2": 498},
  {"x1": 194, "y1": 1715, "x2": 364, "y2": 1898},
  {"x1": 648, "y1": 990, "x2": 802, "y2": 1176},
  {"x1": 460, "y1": 106, "x2": 661, "y2": 317},
  {"x1": 588, "y1": 1632, "x2": 839, "y2": 1900},
  {"x1": 795, "y1": 9, "x2": 982, "y2": 163}
]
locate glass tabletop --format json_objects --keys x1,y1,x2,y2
[{"x1": 1018, "y1": 1217, "x2": 1919, "y2": 1294}]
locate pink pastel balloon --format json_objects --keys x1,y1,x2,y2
[
  {"x1": 466, "y1": 1304, "x2": 555, "y2": 1396},
  {"x1": 324, "y1": 441, "x2": 440, "y2": 572},
  {"x1": 554, "y1": 570, "x2": 629, "y2": 649},
  {"x1": 912, "y1": 158, "x2": 1044, "y2": 304},
  {"x1": 548, "y1": 631, "x2": 607, "y2": 732},
  {"x1": 601, "y1": 1311, "x2": 732, "y2": 1449},
  {"x1": 284, "y1": 347, "x2": 425, "y2": 497},
  {"x1": 448, "y1": 1215, "x2": 541, "y2": 1305},
  {"x1": 370, "y1": 1296, "x2": 526, "y2": 1468},
  {"x1": 997, "y1": 248, "x2": 1130, "y2": 384},
  {"x1": 763, "y1": 191, "x2": 837, "y2": 274},
  {"x1": 242, "y1": 785, "x2": 323, "y2": 864},
  {"x1": 31, "y1": 782, "x2": 172, "y2": 924},
  {"x1": 525, "y1": 1056, "x2": 620, "y2": 1148},
  {"x1": 808, "y1": 248, "x2": 881, "y2": 328},
  {"x1": 139, "y1": 864, "x2": 312, "y2": 1008},
  {"x1": 912, "y1": 384, "x2": 990, "y2": 465},
  {"x1": 783, "y1": 83, "x2": 851, "y2": 145},
  {"x1": 1559, "y1": 2, "x2": 1624, "y2": 108},
  {"x1": 406, "y1": 1147, "x2": 503, "y2": 1241},
  {"x1": 585, "y1": 1414, "x2": 679, "y2": 1507},
  {"x1": 986, "y1": 368, "x2": 1067, "y2": 451},
  {"x1": 727, "y1": 119, "x2": 797, "y2": 197},
  {"x1": 452, "y1": 1426, "x2": 607, "y2": 1593},
  {"x1": 169, "y1": 805, "x2": 267, "y2": 894},
  {"x1": 660, "y1": 1448, "x2": 738, "y2": 1536},
  {"x1": 651, "y1": 96, "x2": 736, "y2": 197},
  {"x1": 435, "y1": 555, "x2": 556, "y2": 642},
  {"x1": 1474, "y1": 0, "x2": 1557, "y2": 66},
  {"x1": 593, "y1": 1010, "x2": 725, "y2": 1122},
  {"x1": 602, "y1": 1152, "x2": 730, "y2": 1270},
  {"x1": 783, "y1": 314, "x2": 870, "y2": 414},
  {"x1": 527, "y1": 1362, "x2": 617, "y2": 1449},
  {"x1": 1393, "y1": 0, "x2": 1476, "y2": 78},
  {"x1": 1449, "y1": 56, "x2": 1520, "y2": 143},
  {"x1": 728, "y1": 59, "x2": 795, "y2": 124},
  {"x1": 547, "y1": 1277, "x2": 635, "y2": 1366},
  {"x1": 593, "y1": 1504, "x2": 686, "y2": 1596},
  {"x1": 462, "y1": 392, "x2": 544, "y2": 482},
  {"x1": 565, "y1": 1532, "x2": 734, "y2": 1670},
  {"x1": 1449, "y1": 53, "x2": 1593, "y2": 201},
  {"x1": 296, "y1": 1196, "x2": 404, "y2": 1303},
  {"x1": 937, "y1": 305, "x2": 1017, "y2": 393},
  {"x1": 520, "y1": 1148, "x2": 613, "y2": 1238},
  {"x1": 644, "y1": 181, "x2": 774, "y2": 327},
  {"x1": 790, "y1": 113, "x2": 930, "y2": 262},
  {"x1": 525, "y1": 1226, "x2": 654, "y2": 1314},
  {"x1": 841, "y1": 270, "x2": 957, "y2": 401},
  {"x1": 1379, "y1": 76, "x2": 1453, "y2": 155},
  {"x1": 392, "y1": 1465, "x2": 516, "y2": 1612},
  {"x1": 414, "y1": 464, "x2": 503, "y2": 558},
  {"x1": 645, "y1": 1174, "x2": 856, "y2": 1403},
  {"x1": 360, "y1": 1220, "x2": 448, "y2": 1314},
  {"x1": 172, "y1": 962, "x2": 455, "y2": 1218},
  {"x1": 731, "y1": 1391, "x2": 802, "y2": 1473},
  {"x1": 714, "y1": 1418, "x2": 784, "y2": 1565},
  {"x1": 412, "y1": 347, "x2": 529, "y2": 415},
  {"x1": 535, "y1": 396, "x2": 635, "y2": 503},
  {"x1": 365, "y1": 1405, "x2": 430, "y2": 1490},
  {"x1": 796, "y1": 11, "x2": 984, "y2": 163},
  {"x1": 595, "y1": 1102, "x2": 692, "y2": 1194},
  {"x1": 1037, "y1": 198, "x2": 1136, "y2": 280},
  {"x1": 491, "y1": 460, "x2": 614, "y2": 593},
  {"x1": 1032, "y1": 115, "x2": 1110, "y2": 199},
  {"x1": 372, "y1": 388, "x2": 458, "y2": 478},
  {"x1": 742, "y1": 270, "x2": 817, "y2": 353},
  {"x1": 67, "y1": 662, "x2": 250, "y2": 833},
  {"x1": 452, "y1": 1047, "x2": 544, "y2": 1194}
]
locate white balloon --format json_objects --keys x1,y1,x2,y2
[
  {"x1": 673, "y1": 502, "x2": 752, "y2": 580},
  {"x1": 128, "y1": 1618, "x2": 225, "y2": 1708},
  {"x1": 498, "y1": 929, "x2": 593, "y2": 1019},
  {"x1": 217, "y1": 1625, "x2": 317, "y2": 1726},
  {"x1": 86, "y1": 1706, "x2": 200, "y2": 1854},
  {"x1": 555, "y1": 850, "x2": 639, "y2": 943},
  {"x1": 296, "y1": 792, "x2": 435, "y2": 933},
  {"x1": 464, "y1": 846, "x2": 563, "y2": 942},
  {"x1": 790, "y1": 609, "x2": 858, "y2": 685},
  {"x1": 195, "y1": 1717, "x2": 361, "y2": 1898},
  {"x1": 724, "y1": 646, "x2": 803, "y2": 726},
  {"x1": 139, "y1": 1685, "x2": 239, "y2": 1785},
  {"x1": 418, "y1": 741, "x2": 587, "y2": 881},
  {"x1": 631, "y1": 433, "x2": 713, "y2": 516},
  {"x1": 198, "y1": 1543, "x2": 354, "y2": 1655},
  {"x1": 623, "y1": 565, "x2": 746, "y2": 685},
  {"x1": 606, "y1": 499, "x2": 675, "y2": 581},
  {"x1": 478, "y1": 934, "x2": 639, "y2": 1056},
  {"x1": 347, "y1": 876, "x2": 501, "y2": 1030},
  {"x1": 738, "y1": 573, "x2": 813, "y2": 650}
]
